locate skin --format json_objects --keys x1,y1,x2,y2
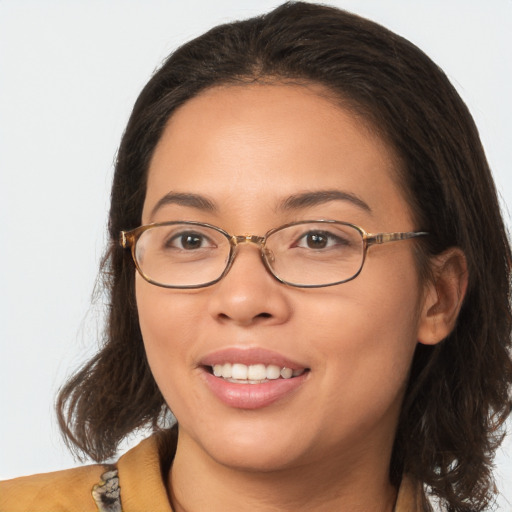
[{"x1": 136, "y1": 83, "x2": 464, "y2": 511}]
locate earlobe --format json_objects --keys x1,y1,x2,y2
[{"x1": 417, "y1": 248, "x2": 468, "y2": 346}]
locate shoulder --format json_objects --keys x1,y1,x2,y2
[
  {"x1": 0, "y1": 463, "x2": 108, "y2": 512},
  {"x1": 0, "y1": 430, "x2": 177, "y2": 512}
]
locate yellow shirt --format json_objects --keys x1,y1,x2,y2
[{"x1": 0, "y1": 434, "x2": 422, "y2": 511}]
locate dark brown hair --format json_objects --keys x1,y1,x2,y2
[{"x1": 57, "y1": 3, "x2": 512, "y2": 510}]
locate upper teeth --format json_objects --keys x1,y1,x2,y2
[{"x1": 212, "y1": 363, "x2": 304, "y2": 382}]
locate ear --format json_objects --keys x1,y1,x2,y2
[{"x1": 417, "y1": 248, "x2": 468, "y2": 346}]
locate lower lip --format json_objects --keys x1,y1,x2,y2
[{"x1": 202, "y1": 370, "x2": 308, "y2": 410}]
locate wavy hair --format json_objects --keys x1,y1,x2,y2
[{"x1": 57, "y1": 3, "x2": 512, "y2": 510}]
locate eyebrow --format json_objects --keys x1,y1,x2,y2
[
  {"x1": 278, "y1": 190, "x2": 371, "y2": 213},
  {"x1": 150, "y1": 188, "x2": 371, "y2": 219},
  {"x1": 150, "y1": 192, "x2": 217, "y2": 218}
]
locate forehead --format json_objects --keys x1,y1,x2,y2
[{"x1": 143, "y1": 83, "x2": 410, "y2": 230}]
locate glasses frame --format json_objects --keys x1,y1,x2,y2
[{"x1": 120, "y1": 220, "x2": 428, "y2": 289}]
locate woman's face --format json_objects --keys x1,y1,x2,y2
[{"x1": 137, "y1": 83, "x2": 429, "y2": 472}]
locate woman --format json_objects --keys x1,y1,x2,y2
[{"x1": 1, "y1": 2, "x2": 510, "y2": 511}]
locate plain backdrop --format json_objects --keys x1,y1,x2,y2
[{"x1": 1, "y1": 0, "x2": 511, "y2": 509}]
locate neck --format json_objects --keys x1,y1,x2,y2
[{"x1": 168, "y1": 431, "x2": 397, "y2": 512}]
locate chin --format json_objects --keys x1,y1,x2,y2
[
  {"x1": 207, "y1": 439, "x2": 304, "y2": 473},
  {"x1": 183, "y1": 414, "x2": 313, "y2": 473}
]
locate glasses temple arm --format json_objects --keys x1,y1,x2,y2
[{"x1": 366, "y1": 231, "x2": 428, "y2": 245}]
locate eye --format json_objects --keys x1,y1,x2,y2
[
  {"x1": 167, "y1": 231, "x2": 215, "y2": 250},
  {"x1": 295, "y1": 230, "x2": 348, "y2": 250}
]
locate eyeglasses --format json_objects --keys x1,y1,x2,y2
[{"x1": 120, "y1": 220, "x2": 428, "y2": 289}]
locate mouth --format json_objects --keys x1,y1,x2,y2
[
  {"x1": 200, "y1": 348, "x2": 310, "y2": 409},
  {"x1": 206, "y1": 363, "x2": 308, "y2": 384}
]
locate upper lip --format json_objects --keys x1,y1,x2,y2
[{"x1": 200, "y1": 347, "x2": 308, "y2": 370}]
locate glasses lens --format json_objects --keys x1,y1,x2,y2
[
  {"x1": 134, "y1": 223, "x2": 231, "y2": 287},
  {"x1": 265, "y1": 222, "x2": 364, "y2": 286}
]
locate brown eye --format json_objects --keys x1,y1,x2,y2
[
  {"x1": 166, "y1": 231, "x2": 211, "y2": 250},
  {"x1": 306, "y1": 232, "x2": 328, "y2": 249},
  {"x1": 180, "y1": 234, "x2": 204, "y2": 250},
  {"x1": 295, "y1": 230, "x2": 348, "y2": 250}
]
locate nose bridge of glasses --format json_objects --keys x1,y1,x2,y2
[
  {"x1": 225, "y1": 233, "x2": 276, "y2": 282},
  {"x1": 231, "y1": 234, "x2": 266, "y2": 247},
  {"x1": 230, "y1": 234, "x2": 274, "y2": 264}
]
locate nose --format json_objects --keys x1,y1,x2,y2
[{"x1": 207, "y1": 243, "x2": 292, "y2": 327}]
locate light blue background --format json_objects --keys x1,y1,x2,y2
[{"x1": 1, "y1": 1, "x2": 510, "y2": 509}]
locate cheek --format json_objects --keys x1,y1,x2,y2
[
  {"x1": 135, "y1": 279, "x2": 194, "y2": 386},
  {"x1": 304, "y1": 286, "x2": 420, "y2": 376},
  {"x1": 136, "y1": 281, "x2": 211, "y2": 429},
  {"x1": 303, "y1": 257, "x2": 423, "y2": 401}
]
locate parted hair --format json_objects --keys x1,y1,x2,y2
[{"x1": 57, "y1": 3, "x2": 512, "y2": 510}]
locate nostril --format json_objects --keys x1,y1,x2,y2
[{"x1": 214, "y1": 311, "x2": 273, "y2": 325}]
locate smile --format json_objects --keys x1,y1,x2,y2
[
  {"x1": 211, "y1": 363, "x2": 306, "y2": 383},
  {"x1": 200, "y1": 348, "x2": 310, "y2": 408}
]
